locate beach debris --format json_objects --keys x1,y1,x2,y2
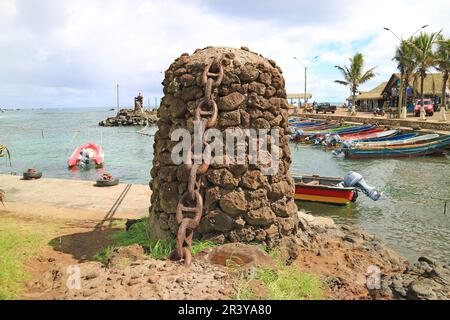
[
  {"x1": 95, "y1": 172, "x2": 119, "y2": 187},
  {"x1": 23, "y1": 167, "x2": 42, "y2": 180}
]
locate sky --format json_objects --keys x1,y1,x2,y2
[{"x1": 0, "y1": 0, "x2": 449, "y2": 108}]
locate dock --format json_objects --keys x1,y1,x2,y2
[{"x1": 0, "y1": 174, "x2": 150, "y2": 222}]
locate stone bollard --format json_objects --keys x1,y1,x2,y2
[{"x1": 149, "y1": 46, "x2": 298, "y2": 250}]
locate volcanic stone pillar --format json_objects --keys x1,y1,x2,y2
[{"x1": 149, "y1": 46, "x2": 298, "y2": 248}]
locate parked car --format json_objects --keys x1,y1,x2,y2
[
  {"x1": 315, "y1": 103, "x2": 337, "y2": 114},
  {"x1": 414, "y1": 99, "x2": 434, "y2": 117}
]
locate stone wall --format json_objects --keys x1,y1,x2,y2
[{"x1": 149, "y1": 46, "x2": 297, "y2": 248}]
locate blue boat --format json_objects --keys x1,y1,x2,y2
[
  {"x1": 290, "y1": 121, "x2": 324, "y2": 127},
  {"x1": 343, "y1": 136, "x2": 450, "y2": 159},
  {"x1": 358, "y1": 133, "x2": 418, "y2": 143}
]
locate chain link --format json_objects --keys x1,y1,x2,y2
[{"x1": 169, "y1": 55, "x2": 224, "y2": 267}]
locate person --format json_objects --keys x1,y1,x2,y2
[{"x1": 79, "y1": 149, "x2": 90, "y2": 166}]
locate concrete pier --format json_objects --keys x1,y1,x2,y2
[{"x1": 0, "y1": 174, "x2": 150, "y2": 221}]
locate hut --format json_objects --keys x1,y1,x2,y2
[
  {"x1": 382, "y1": 73, "x2": 450, "y2": 110},
  {"x1": 347, "y1": 82, "x2": 388, "y2": 112},
  {"x1": 287, "y1": 93, "x2": 313, "y2": 113}
]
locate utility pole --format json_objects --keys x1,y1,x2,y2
[
  {"x1": 294, "y1": 56, "x2": 319, "y2": 110},
  {"x1": 115, "y1": 81, "x2": 120, "y2": 115}
]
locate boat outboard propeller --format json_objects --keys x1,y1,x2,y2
[{"x1": 343, "y1": 171, "x2": 381, "y2": 201}]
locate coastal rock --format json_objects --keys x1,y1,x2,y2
[{"x1": 99, "y1": 109, "x2": 158, "y2": 127}]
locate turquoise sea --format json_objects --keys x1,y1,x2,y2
[{"x1": 1, "y1": 108, "x2": 449, "y2": 263}]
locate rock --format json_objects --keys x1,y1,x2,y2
[
  {"x1": 239, "y1": 64, "x2": 259, "y2": 82},
  {"x1": 240, "y1": 170, "x2": 268, "y2": 190},
  {"x1": 278, "y1": 236, "x2": 299, "y2": 264},
  {"x1": 218, "y1": 110, "x2": 241, "y2": 127},
  {"x1": 199, "y1": 210, "x2": 238, "y2": 233},
  {"x1": 207, "y1": 243, "x2": 276, "y2": 271},
  {"x1": 253, "y1": 118, "x2": 271, "y2": 130},
  {"x1": 268, "y1": 180, "x2": 293, "y2": 200},
  {"x1": 244, "y1": 207, "x2": 276, "y2": 226},
  {"x1": 219, "y1": 190, "x2": 247, "y2": 216},
  {"x1": 248, "y1": 82, "x2": 266, "y2": 95},
  {"x1": 159, "y1": 182, "x2": 180, "y2": 213},
  {"x1": 271, "y1": 198, "x2": 298, "y2": 218},
  {"x1": 206, "y1": 169, "x2": 238, "y2": 189},
  {"x1": 218, "y1": 92, "x2": 246, "y2": 111},
  {"x1": 107, "y1": 245, "x2": 145, "y2": 268}
]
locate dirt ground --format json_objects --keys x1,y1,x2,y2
[
  {"x1": 6, "y1": 211, "x2": 387, "y2": 300},
  {"x1": 3, "y1": 209, "x2": 448, "y2": 300}
]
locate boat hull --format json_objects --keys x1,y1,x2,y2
[{"x1": 294, "y1": 176, "x2": 356, "y2": 205}]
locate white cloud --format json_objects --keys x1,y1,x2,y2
[{"x1": 0, "y1": 0, "x2": 448, "y2": 107}]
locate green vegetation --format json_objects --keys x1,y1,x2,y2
[
  {"x1": 0, "y1": 216, "x2": 51, "y2": 300},
  {"x1": 334, "y1": 53, "x2": 377, "y2": 116},
  {"x1": 234, "y1": 251, "x2": 324, "y2": 300},
  {"x1": 94, "y1": 219, "x2": 218, "y2": 263}
]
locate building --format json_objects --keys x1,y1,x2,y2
[
  {"x1": 287, "y1": 93, "x2": 313, "y2": 113},
  {"x1": 348, "y1": 73, "x2": 450, "y2": 112},
  {"x1": 347, "y1": 82, "x2": 387, "y2": 111}
]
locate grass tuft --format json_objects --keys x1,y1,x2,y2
[
  {"x1": 94, "y1": 219, "x2": 218, "y2": 262},
  {"x1": 234, "y1": 250, "x2": 324, "y2": 300}
]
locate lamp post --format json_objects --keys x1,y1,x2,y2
[
  {"x1": 383, "y1": 25, "x2": 428, "y2": 119},
  {"x1": 293, "y1": 56, "x2": 319, "y2": 111}
]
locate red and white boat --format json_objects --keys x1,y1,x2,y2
[{"x1": 68, "y1": 143, "x2": 104, "y2": 168}]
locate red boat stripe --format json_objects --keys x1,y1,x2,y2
[{"x1": 295, "y1": 186, "x2": 354, "y2": 200}]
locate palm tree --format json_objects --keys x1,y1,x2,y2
[
  {"x1": 335, "y1": 53, "x2": 376, "y2": 116},
  {"x1": 393, "y1": 38, "x2": 417, "y2": 118},
  {"x1": 435, "y1": 36, "x2": 450, "y2": 116},
  {"x1": 410, "y1": 31, "x2": 441, "y2": 120}
]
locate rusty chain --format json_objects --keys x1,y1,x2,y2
[{"x1": 169, "y1": 55, "x2": 224, "y2": 267}]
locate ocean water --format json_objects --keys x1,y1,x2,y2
[{"x1": 1, "y1": 108, "x2": 449, "y2": 263}]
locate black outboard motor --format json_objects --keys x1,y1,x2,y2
[{"x1": 343, "y1": 171, "x2": 381, "y2": 201}]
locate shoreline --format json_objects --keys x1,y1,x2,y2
[{"x1": 1, "y1": 174, "x2": 449, "y2": 299}]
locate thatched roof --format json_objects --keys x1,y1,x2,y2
[
  {"x1": 347, "y1": 82, "x2": 388, "y2": 101},
  {"x1": 383, "y1": 73, "x2": 450, "y2": 96},
  {"x1": 288, "y1": 93, "x2": 313, "y2": 99}
]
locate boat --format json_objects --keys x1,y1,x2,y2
[
  {"x1": 357, "y1": 132, "x2": 418, "y2": 143},
  {"x1": 294, "y1": 175, "x2": 358, "y2": 205},
  {"x1": 350, "y1": 134, "x2": 440, "y2": 149},
  {"x1": 338, "y1": 129, "x2": 399, "y2": 142},
  {"x1": 339, "y1": 135, "x2": 450, "y2": 159},
  {"x1": 68, "y1": 143, "x2": 104, "y2": 168},
  {"x1": 294, "y1": 172, "x2": 381, "y2": 205}
]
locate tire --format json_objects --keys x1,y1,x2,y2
[
  {"x1": 429, "y1": 112, "x2": 434, "y2": 116},
  {"x1": 95, "y1": 178, "x2": 119, "y2": 187},
  {"x1": 351, "y1": 190, "x2": 359, "y2": 203},
  {"x1": 23, "y1": 171, "x2": 42, "y2": 180},
  {"x1": 415, "y1": 113, "x2": 419, "y2": 117},
  {"x1": 332, "y1": 111, "x2": 335, "y2": 114}
]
